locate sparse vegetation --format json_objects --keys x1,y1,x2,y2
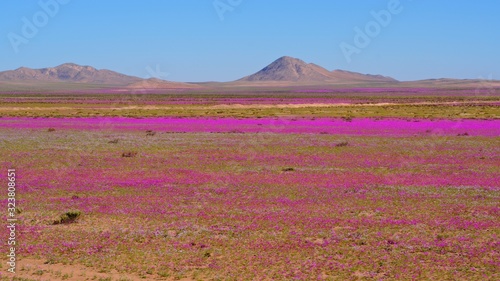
[
  {"x1": 122, "y1": 151, "x2": 138, "y2": 157},
  {"x1": 53, "y1": 210, "x2": 82, "y2": 225},
  {"x1": 336, "y1": 141, "x2": 349, "y2": 147},
  {"x1": 0, "y1": 88, "x2": 498, "y2": 280},
  {"x1": 33, "y1": 269, "x2": 44, "y2": 275}
]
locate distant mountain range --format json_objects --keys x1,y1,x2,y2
[
  {"x1": 0, "y1": 57, "x2": 498, "y2": 90},
  {"x1": 0, "y1": 63, "x2": 141, "y2": 85}
]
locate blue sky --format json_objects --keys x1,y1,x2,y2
[{"x1": 1, "y1": 0, "x2": 499, "y2": 82}]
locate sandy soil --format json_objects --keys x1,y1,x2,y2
[
  {"x1": 0, "y1": 100, "x2": 497, "y2": 112},
  {"x1": 6, "y1": 258, "x2": 196, "y2": 281}
]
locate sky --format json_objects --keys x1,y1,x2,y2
[{"x1": 1, "y1": 0, "x2": 499, "y2": 82}]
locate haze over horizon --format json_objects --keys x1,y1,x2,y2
[{"x1": 1, "y1": 0, "x2": 499, "y2": 82}]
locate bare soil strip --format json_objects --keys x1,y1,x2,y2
[
  {"x1": 8, "y1": 258, "x2": 195, "y2": 281},
  {"x1": 0, "y1": 100, "x2": 498, "y2": 111}
]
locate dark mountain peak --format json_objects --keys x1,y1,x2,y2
[
  {"x1": 238, "y1": 56, "x2": 397, "y2": 83},
  {"x1": 265, "y1": 56, "x2": 311, "y2": 72},
  {"x1": 239, "y1": 56, "x2": 332, "y2": 82},
  {"x1": 272, "y1": 56, "x2": 307, "y2": 65}
]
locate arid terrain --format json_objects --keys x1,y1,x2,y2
[{"x1": 0, "y1": 57, "x2": 499, "y2": 280}]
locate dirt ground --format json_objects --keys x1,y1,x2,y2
[{"x1": 4, "y1": 258, "x2": 196, "y2": 281}]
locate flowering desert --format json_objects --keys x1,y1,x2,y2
[
  {"x1": 3, "y1": 1, "x2": 500, "y2": 279},
  {"x1": 0, "y1": 87, "x2": 499, "y2": 281}
]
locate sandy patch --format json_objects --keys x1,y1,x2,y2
[
  {"x1": 0, "y1": 100, "x2": 497, "y2": 112},
  {"x1": 8, "y1": 258, "x2": 196, "y2": 281}
]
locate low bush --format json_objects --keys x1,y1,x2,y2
[
  {"x1": 336, "y1": 141, "x2": 349, "y2": 147},
  {"x1": 53, "y1": 210, "x2": 81, "y2": 225},
  {"x1": 122, "y1": 151, "x2": 138, "y2": 157}
]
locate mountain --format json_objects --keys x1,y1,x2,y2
[
  {"x1": 238, "y1": 56, "x2": 397, "y2": 83},
  {"x1": 0, "y1": 63, "x2": 141, "y2": 85},
  {"x1": 239, "y1": 57, "x2": 333, "y2": 82},
  {"x1": 127, "y1": 78, "x2": 202, "y2": 89}
]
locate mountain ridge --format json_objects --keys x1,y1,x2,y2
[
  {"x1": 0, "y1": 63, "x2": 141, "y2": 85},
  {"x1": 2, "y1": 58, "x2": 498, "y2": 89}
]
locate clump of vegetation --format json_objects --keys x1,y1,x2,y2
[
  {"x1": 53, "y1": 210, "x2": 82, "y2": 225},
  {"x1": 457, "y1": 132, "x2": 469, "y2": 136},
  {"x1": 33, "y1": 269, "x2": 45, "y2": 275},
  {"x1": 336, "y1": 141, "x2": 349, "y2": 147},
  {"x1": 122, "y1": 151, "x2": 138, "y2": 157},
  {"x1": 282, "y1": 167, "x2": 295, "y2": 172},
  {"x1": 47, "y1": 128, "x2": 56, "y2": 132},
  {"x1": 146, "y1": 130, "x2": 156, "y2": 136}
]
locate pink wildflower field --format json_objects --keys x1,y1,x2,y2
[
  {"x1": 1, "y1": 112, "x2": 499, "y2": 280},
  {"x1": 1, "y1": 1, "x2": 499, "y2": 278}
]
